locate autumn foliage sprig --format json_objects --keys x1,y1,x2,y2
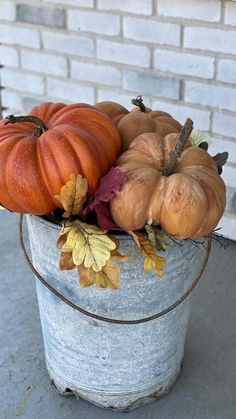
[{"x1": 55, "y1": 170, "x2": 167, "y2": 289}]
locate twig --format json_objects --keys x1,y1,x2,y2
[
  {"x1": 131, "y1": 95, "x2": 146, "y2": 112},
  {"x1": 163, "y1": 117, "x2": 194, "y2": 176},
  {"x1": 209, "y1": 232, "x2": 230, "y2": 249}
]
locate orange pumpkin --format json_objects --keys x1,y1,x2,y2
[
  {"x1": 0, "y1": 102, "x2": 121, "y2": 214},
  {"x1": 96, "y1": 97, "x2": 182, "y2": 151},
  {"x1": 110, "y1": 132, "x2": 226, "y2": 238}
]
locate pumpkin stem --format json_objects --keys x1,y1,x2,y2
[
  {"x1": 131, "y1": 95, "x2": 146, "y2": 112},
  {"x1": 163, "y1": 118, "x2": 194, "y2": 176},
  {"x1": 4, "y1": 114, "x2": 48, "y2": 136}
]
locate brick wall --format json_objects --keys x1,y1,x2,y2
[{"x1": 0, "y1": 0, "x2": 236, "y2": 240}]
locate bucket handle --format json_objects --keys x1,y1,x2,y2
[{"x1": 19, "y1": 215, "x2": 211, "y2": 325}]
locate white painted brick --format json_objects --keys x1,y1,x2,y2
[
  {"x1": 98, "y1": 0, "x2": 152, "y2": 15},
  {"x1": 71, "y1": 61, "x2": 120, "y2": 86},
  {"x1": 216, "y1": 214, "x2": 236, "y2": 240},
  {"x1": 2, "y1": 69, "x2": 44, "y2": 95},
  {"x1": 42, "y1": 31, "x2": 94, "y2": 57},
  {"x1": 97, "y1": 40, "x2": 150, "y2": 68},
  {"x1": 225, "y1": 188, "x2": 236, "y2": 213},
  {"x1": 154, "y1": 50, "x2": 214, "y2": 79},
  {"x1": 47, "y1": 78, "x2": 95, "y2": 103},
  {"x1": 0, "y1": 45, "x2": 19, "y2": 67},
  {"x1": 184, "y1": 26, "x2": 236, "y2": 55},
  {"x1": 97, "y1": 89, "x2": 151, "y2": 110},
  {"x1": 225, "y1": 1, "x2": 236, "y2": 26},
  {"x1": 0, "y1": 1, "x2": 16, "y2": 21},
  {"x1": 158, "y1": 0, "x2": 221, "y2": 22},
  {"x1": 217, "y1": 213, "x2": 236, "y2": 239},
  {"x1": 185, "y1": 81, "x2": 236, "y2": 113},
  {"x1": 123, "y1": 70, "x2": 180, "y2": 99},
  {"x1": 43, "y1": 0, "x2": 93, "y2": 6},
  {"x1": 23, "y1": 97, "x2": 43, "y2": 112},
  {"x1": 123, "y1": 17, "x2": 180, "y2": 46},
  {"x1": 151, "y1": 101, "x2": 211, "y2": 131},
  {"x1": 212, "y1": 113, "x2": 236, "y2": 139},
  {"x1": 1, "y1": 90, "x2": 21, "y2": 111},
  {"x1": 17, "y1": 4, "x2": 65, "y2": 29},
  {"x1": 68, "y1": 10, "x2": 120, "y2": 36},
  {"x1": 208, "y1": 137, "x2": 236, "y2": 164},
  {"x1": 221, "y1": 165, "x2": 236, "y2": 189},
  {"x1": 0, "y1": 24, "x2": 40, "y2": 48},
  {"x1": 21, "y1": 50, "x2": 68, "y2": 77},
  {"x1": 218, "y1": 59, "x2": 236, "y2": 84}
]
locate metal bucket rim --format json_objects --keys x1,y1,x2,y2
[
  {"x1": 29, "y1": 214, "x2": 146, "y2": 241},
  {"x1": 19, "y1": 215, "x2": 211, "y2": 325}
]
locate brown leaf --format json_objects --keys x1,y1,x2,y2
[
  {"x1": 108, "y1": 235, "x2": 120, "y2": 248},
  {"x1": 110, "y1": 249, "x2": 131, "y2": 262},
  {"x1": 56, "y1": 233, "x2": 68, "y2": 249},
  {"x1": 78, "y1": 260, "x2": 120, "y2": 289},
  {"x1": 128, "y1": 230, "x2": 141, "y2": 248},
  {"x1": 108, "y1": 235, "x2": 131, "y2": 262},
  {"x1": 55, "y1": 173, "x2": 88, "y2": 218},
  {"x1": 81, "y1": 167, "x2": 128, "y2": 229},
  {"x1": 133, "y1": 232, "x2": 166, "y2": 278},
  {"x1": 59, "y1": 252, "x2": 75, "y2": 271}
]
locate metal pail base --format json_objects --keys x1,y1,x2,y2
[{"x1": 46, "y1": 355, "x2": 183, "y2": 412}]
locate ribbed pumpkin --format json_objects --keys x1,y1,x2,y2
[
  {"x1": 0, "y1": 102, "x2": 121, "y2": 214},
  {"x1": 110, "y1": 132, "x2": 226, "y2": 238},
  {"x1": 96, "y1": 97, "x2": 182, "y2": 151}
]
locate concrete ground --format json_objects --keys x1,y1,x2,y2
[{"x1": 0, "y1": 211, "x2": 236, "y2": 419}]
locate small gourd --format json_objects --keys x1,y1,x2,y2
[{"x1": 96, "y1": 96, "x2": 182, "y2": 151}]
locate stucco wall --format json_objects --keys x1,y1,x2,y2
[{"x1": 0, "y1": 0, "x2": 235, "y2": 239}]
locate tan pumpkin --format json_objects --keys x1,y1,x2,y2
[
  {"x1": 95, "y1": 97, "x2": 182, "y2": 151},
  {"x1": 110, "y1": 132, "x2": 226, "y2": 238}
]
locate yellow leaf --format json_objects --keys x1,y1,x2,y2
[
  {"x1": 145, "y1": 225, "x2": 168, "y2": 252},
  {"x1": 134, "y1": 232, "x2": 166, "y2": 278},
  {"x1": 78, "y1": 260, "x2": 120, "y2": 289},
  {"x1": 55, "y1": 173, "x2": 88, "y2": 218},
  {"x1": 59, "y1": 220, "x2": 116, "y2": 272},
  {"x1": 190, "y1": 128, "x2": 210, "y2": 147}
]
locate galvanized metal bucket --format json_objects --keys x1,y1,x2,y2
[{"x1": 21, "y1": 215, "x2": 210, "y2": 412}]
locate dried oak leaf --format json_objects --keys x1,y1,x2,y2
[
  {"x1": 108, "y1": 235, "x2": 132, "y2": 262},
  {"x1": 59, "y1": 252, "x2": 75, "y2": 271},
  {"x1": 145, "y1": 225, "x2": 168, "y2": 252},
  {"x1": 78, "y1": 259, "x2": 120, "y2": 289},
  {"x1": 57, "y1": 233, "x2": 67, "y2": 249},
  {"x1": 59, "y1": 220, "x2": 116, "y2": 272},
  {"x1": 110, "y1": 249, "x2": 131, "y2": 262},
  {"x1": 190, "y1": 128, "x2": 210, "y2": 147},
  {"x1": 132, "y1": 231, "x2": 166, "y2": 278},
  {"x1": 55, "y1": 173, "x2": 88, "y2": 218},
  {"x1": 81, "y1": 167, "x2": 128, "y2": 230}
]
